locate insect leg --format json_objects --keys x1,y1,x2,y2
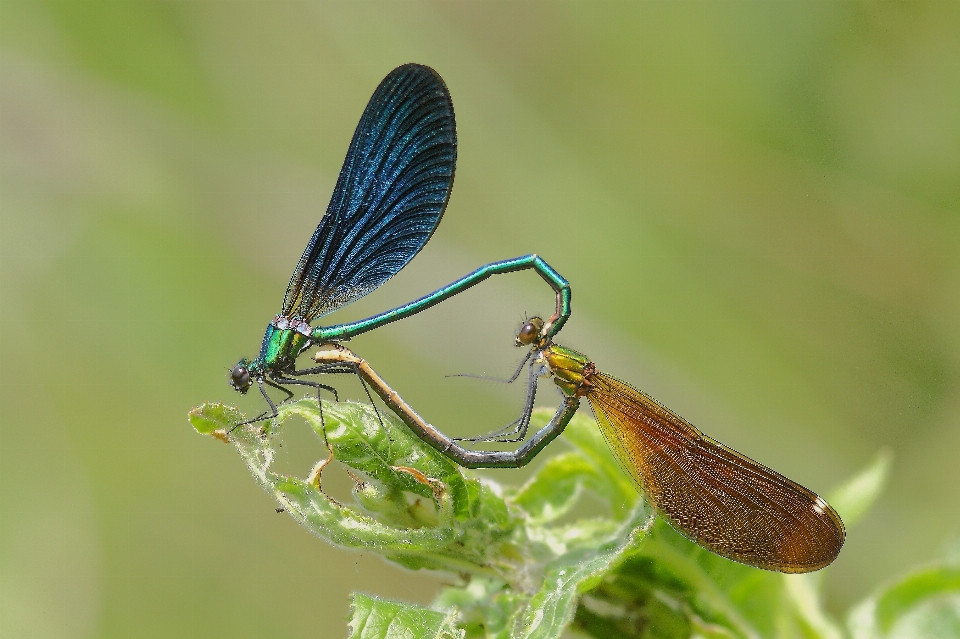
[
  {"x1": 455, "y1": 359, "x2": 544, "y2": 443},
  {"x1": 231, "y1": 378, "x2": 281, "y2": 430},
  {"x1": 447, "y1": 349, "x2": 534, "y2": 384},
  {"x1": 314, "y1": 346, "x2": 579, "y2": 469}
]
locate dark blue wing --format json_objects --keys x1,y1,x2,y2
[{"x1": 282, "y1": 64, "x2": 457, "y2": 322}]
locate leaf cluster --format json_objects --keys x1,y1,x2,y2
[{"x1": 189, "y1": 401, "x2": 960, "y2": 639}]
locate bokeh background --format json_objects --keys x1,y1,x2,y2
[{"x1": 2, "y1": 1, "x2": 959, "y2": 637}]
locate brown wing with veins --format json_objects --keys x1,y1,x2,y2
[{"x1": 587, "y1": 373, "x2": 844, "y2": 573}]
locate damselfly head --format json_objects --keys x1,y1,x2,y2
[
  {"x1": 230, "y1": 359, "x2": 252, "y2": 394},
  {"x1": 516, "y1": 317, "x2": 545, "y2": 347}
]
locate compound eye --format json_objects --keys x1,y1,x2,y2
[
  {"x1": 230, "y1": 365, "x2": 251, "y2": 392},
  {"x1": 516, "y1": 321, "x2": 541, "y2": 345}
]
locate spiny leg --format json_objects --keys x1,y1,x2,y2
[
  {"x1": 497, "y1": 363, "x2": 542, "y2": 442},
  {"x1": 289, "y1": 362, "x2": 386, "y2": 429},
  {"x1": 351, "y1": 363, "x2": 387, "y2": 432},
  {"x1": 278, "y1": 364, "x2": 348, "y2": 445},
  {"x1": 447, "y1": 349, "x2": 533, "y2": 384},
  {"x1": 279, "y1": 363, "x2": 385, "y2": 493},
  {"x1": 263, "y1": 376, "x2": 295, "y2": 401},
  {"x1": 314, "y1": 344, "x2": 581, "y2": 469},
  {"x1": 271, "y1": 372, "x2": 339, "y2": 443},
  {"x1": 281, "y1": 367, "x2": 340, "y2": 401},
  {"x1": 231, "y1": 378, "x2": 284, "y2": 430},
  {"x1": 267, "y1": 371, "x2": 339, "y2": 498},
  {"x1": 455, "y1": 417, "x2": 524, "y2": 443},
  {"x1": 448, "y1": 349, "x2": 535, "y2": 441},
  {"x1": 455, "y1": 361, "x2": 544, "y2": 443}
]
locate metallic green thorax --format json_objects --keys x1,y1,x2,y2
[{"x1": 251, "y1": 323, "x2": 311, "y2": 374}]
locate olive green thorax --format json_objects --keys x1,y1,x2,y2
[{"x1": 542, "y1": 344, "x2": 594, "y2": 397}]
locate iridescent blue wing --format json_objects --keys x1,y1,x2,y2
[{"x1": 282, "y1": 64, "x2": 457, "y2": 322}]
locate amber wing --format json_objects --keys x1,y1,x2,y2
[{"x1": 587, "y1": 373, "x2": 845, "y2": 573}]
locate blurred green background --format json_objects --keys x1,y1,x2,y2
[{"x1": 2, "y1": 1, "x2": 958, "y2": 637}]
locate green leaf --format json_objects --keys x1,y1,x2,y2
[
  {"x1": 848, "y1": 563, "x2": 960, "y2": 639},
  {"x1": 286, "y1": 400, "x2": 472, "y2": 518},
  {"x1": 828, "y1": 449, "x2": 893, "y2": 528},
  {"x1": 348, "y1": 593, "x2": 463, "y2": 639},
  {"x1": 531, "y1": 409, "x2": 638, "y2": 519},
  {"x1": 571, "y1": 446, "x2": 900, "y2": 639},
  {"x1": 192, "y1": 399, "x2": 906, "y2": 639},
  {"x1": 187, "y1": 402, "x2": 242, "y2": 436},
  {"x1": 597, "y1": 519, "x2": 768, "y2": 639},
  {"x1": 774, "y1": 452, "x2": 896, "y2": 639},
  {"x1": 517, "y1": 500, "x2": 654, "y2": 639},
  {"x1": 783, "y1": 572, "x2": 845, "y2": 639},
  {"x1": 191, "y1": 399, "x2": 511, "y2": 575},
  {"x1": 433, "y1": 577, "x2": 522, "y2": 639},
  {"x1": 511, "y1": 452, "x2": 594, "y2": 522},
  {"x1": 573, "y1": 549, "x2": 708, "y2": 639}
]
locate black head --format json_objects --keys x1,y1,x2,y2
[
  {"x1": 516, "y1": 317, "x2": 546, "y2": 347},
  {"x1": 229, "y1": 359, "x2": 253, "y2": 394}
]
